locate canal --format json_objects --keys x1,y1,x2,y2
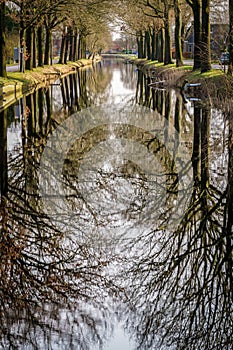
[{"x1": 0, "y1": 58, "x2": 232, "y2": 349}]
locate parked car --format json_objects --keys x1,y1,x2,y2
[{"x1": 219, "y1": 52, "x2": 230, "y2": 65}]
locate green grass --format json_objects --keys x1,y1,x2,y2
[
  {"x1": 0, "y1": 75, "x2": 25, "y2": 87},
  {"x1": 181, "y1": 67, "x2": 233, "y2": 98},
  {"x1": 185, "y1": 68, "x2": 226, "y2": 82},
  {"x1": 7, "y1": 72, "x2": 30, "y2": 82},
  {"x1": 178, "y1": 65, "x2": 193, "y2": 70},
  {"x1": 2, "y1": 59, "x2": 233, "y2": 99},
  {"x1": 142, "y1": 60, "x2": 175, "y2": 68}
]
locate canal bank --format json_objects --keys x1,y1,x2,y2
[
  {"x1": 0, "y1": 59, "x2": 97, "y2": 111},
  {"x1": 133, "y1": 57, "x2": 233, "y2": 105},
  {"x1": 2, "y1": 54, "x2": 233, "y2": 111}
]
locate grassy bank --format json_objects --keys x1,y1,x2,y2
[
  {"x1": 129, "y1": 57, "x2": 233, "y2": 104},
  {"x1": 1, "y1": 55, "x2": 232, "y2": 111},
  {"x1": 181, "y1": 68, "x2": 233, "y2": 101},
  {"x1": 0, "y1": 59, "x2": 95, "y2": 111}
]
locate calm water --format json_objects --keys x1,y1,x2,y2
[{"x1": 0, "y1": 58, "x2": 232, "y2": 350}]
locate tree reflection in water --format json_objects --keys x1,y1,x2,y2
[
  {"x1": 0, "y1": 151, "x2": 115, "y2": 349},
  {"x1": 122, "y1": 95, "x2": 233, "y2": 349},
  {"x1": 0, "y1": 60, "x2": 232, "y2": 349},
  {"x1": 0, "y1": 66, "x2": 119, "y2": 349}
]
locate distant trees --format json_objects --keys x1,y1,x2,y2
[
  {"x1": 114, "y1": 0, "x2": 191, "y2": 66},
  {"x1": 58, "y1": 1, "x2": 112, "y2": 63},
  {"x1": 143, "y1": 0, "x2": 174, "y2": 65}
]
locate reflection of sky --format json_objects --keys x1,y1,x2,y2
[
  {"x1": 6, "y1": 103, "x2": 22, "y2": 155},
  {"x1": 98, "y1": 323, "x2": 135, "y2": 350},
  {"x1": 4, "y1": 60, "x2": 229, "y2": 350},
  {"x1": 110, "y1": 70, "x2": 134, "y2": 104},
  {"x1": 7, "y1": 122, "x2": 22, "y2": 155}
]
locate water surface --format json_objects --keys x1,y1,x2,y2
[{"x1": 0, "y1": 58, "x2": 232, "y2": 350}]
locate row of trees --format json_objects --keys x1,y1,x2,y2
[
  {"x1": 115, "y1": 0, "x2": 229, "y2": 72},
  {"x1": 0, "y1": 0, "x2": 113, "y2": 76},
  {"x1": 0, "y1": 0, "x2": 232, "y2": 77}
]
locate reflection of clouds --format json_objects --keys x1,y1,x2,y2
[
  {"x1": 111, "y1": 70, "x2": 133, "y2": 94},
  {"x1": 110, "y1": 69, "x2": 137, "y2": 104},
  {"x1": 7, "y1": 121, "x2": 22, "y2": 156},
  {"x1": 39, "y1": 104, "x2": 192, "y2": 244}
]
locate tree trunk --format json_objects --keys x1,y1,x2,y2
[
  {"x1": 228, "y1": 0, "x2": 233, "y2": 75},
  {"x1": 19, "y1": 28, "x2": 25, "y2": 72},
  {"x1": 25, "y1": 26, "x2": 33, "y2": 70},
  {"x1": 19, "y1": 2, "x2": 26, "y2": 73},
  {"x1": 145, "y1": 30, "x2": 151, "y2": 59},
  {"x1": 37, "y1": 26, "x2": 44, "y2": 67},
  {"x1": 82, "y1": 36, "x2": 87, "y2": 59},
  {"x1": 73, "y1": 27, "x2": 78, "y2": 61},
  {"x1": 0, "y1": 0, "x2": 7, "y2": 77},
  {"x1": 143, "y1": 31, "x2": 147, "y2": 59},
  {"x1": 137, "y1": 31, "x2": 144, "y2": 58},
  {"x1": 44, "y1": 26, "x2": 51, "y2": 65},
  {"x1": 59, "y1": 30, "x2": 66, "y2": 64},
  {"x1": 78, "y1": 34, "x2": 87, "y2": 59},
  {"x1": 192, "y1": 0, "x2": 202, "y2": 70},
  {"x1": 32, "y1": 28, "x2": 37, "y2": 68},
  {"x1": 201, "y1": 0, "x2": 211, "y2": 72},
  {"x1": 164, "y1": 0, "x2": 173, "y2": 65},
  {"x1": 69, "y1": 28, "x2": 73, "y2": 61},
  {"x1": 155, "y1": 32, "x2": 159, "y2": 60},
  {"x1": 64, "y1": 28, "x2": 71, "y2": 62},
  {"x1": 158, "y1": 28, "x2": 165, "y2": 63},
  {"x1": 151, "y1": 27, "x2": 156, "y2": 61},
  {"x1": 174, "y1": 0, "x2": 183, "y2": 67},
  {"x1": 69, "y1": 27, "x2": 77, "y2": 61}
]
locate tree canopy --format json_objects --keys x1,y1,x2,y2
[{"x1": 0, "y1": 0, "x2": 231, "y2": 76}]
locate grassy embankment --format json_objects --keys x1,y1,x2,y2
[
  {"x1": 124, "y1": 55, "x2": 233, "y2": 102},
  {"x1": 0, "y1": 59, "x2": 94, "y2": 110},
  {"x1": 1, "y1": 55, "x2": 232, "y2": 110}
]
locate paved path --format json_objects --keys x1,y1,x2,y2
[
  {"x1": 6, "y1": 60, "x2": 58, "y2": 72},
  {"x1": 6, "y1": 64, "x2": 19, "y2": 72},
  {"x1": 183, "y1": 59, "x2": 227, "y2": 70}
]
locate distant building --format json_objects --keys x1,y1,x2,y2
[
  {"x1": 183, "y1": 28, "x2": 194, "y2": 59},
  {"x1": 183, "y1": 22, "x2": 229, "y2": 59}
]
